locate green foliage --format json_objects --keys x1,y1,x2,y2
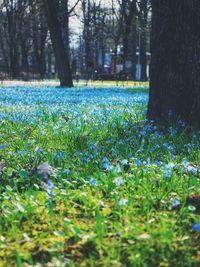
[{"x1": 0, "y1": 86, "x2": 199, "y2": 266}]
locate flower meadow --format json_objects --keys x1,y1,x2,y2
[{"x1": 0, "y1": 85, "x2": 200, "y2": 266}]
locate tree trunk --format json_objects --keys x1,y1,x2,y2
[
  {"x1": 147, "y1": 0, "x2": 200, "y2": 127},
  {"x1": 130, "y1": 21, "x2": 137, "y2": 80},
  {"x1": 43, "y1": 0, "x2": 73, "y2": 87},
  {"x1": 139, "y1": 0, "x2": 148, "y2": 81},
  {"x1": 140, "y1": 31, "x2": 147, "y2": 81}
]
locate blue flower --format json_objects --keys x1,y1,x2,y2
[
  {"x1": 18, "y1": 150, "x2": 28, "y2": 156},
  {"x1": 133, "y1": 158, "x2": 142, "y2": 166},
  {"x1": 48, "y1": 191, "x2": 55, "y2": 198},
  {"x1": 192, "y1": 223, "x2": 200, "y2": 232},
  {"x1": 163, "y1": 165, "x2": 172, "y2": 179},
  {"x1": 172, "y1": 199, "x2": 180, "y2": 208},
  {"x1": 182, "y1": 160, "x2": 190, "y2": 168},
  {"x1": 115, "y1": 165, "x2": 122, "y2": 173},
  {"x1": 145, "y1": 158, "x2": 151, "y2": 166},
  {"x1": 178, "y1": 119, "x2": 186, "y2": 127},
  {"x1": 81, "y1": 157, "x2": 87, "y2": 163},
  {"x1": 0, "y1": 144, "x2": 8, "y2": 150},
  {"x1": 88, "y1": 178, "x2": 98, "y2": 186},
  {"x1": 102, "y1": 157, "x2": 109, "y2": 163},
  {"x1": 155, "y1": 160, "x2": 162, "y2": 166},
  {"x1": 47, "y1": 181, "x2": 54, "y2": 190},
  {"x1": 63, "y1": 169, "x2": 70, "y2": 175},
  {"x1": 36, "y1": 147, "x2": 42, "y2": 155},
  {"x1": 103, "y1": 163, "x2": 112, "y2": 171},
  {"x1": 163, "y1": 144, "x2": 176, "y2": 153}
]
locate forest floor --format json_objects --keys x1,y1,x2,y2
[{"x1": 0, "y1": 85, "x2": 199, "y2": 266}]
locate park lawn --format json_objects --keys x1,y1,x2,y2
[
  {"x1": 0, "y1": 79, "x2": 149, "y2": 88},
  {"x1": 0, "y1": 86, "x2": 199, "y2": 267}
]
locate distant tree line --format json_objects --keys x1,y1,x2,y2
[{"x1": 0, "y1": 0, "x2": 151, "y2": 86}]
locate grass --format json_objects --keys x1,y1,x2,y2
[
  {"x1": 0, "y1": 79, "x2": 149, "y2": 88},
  {"x1": 0, "y1": 85, "x2": 199, "y2": 267}
]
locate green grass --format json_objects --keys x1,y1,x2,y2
[{"x1": 0, "y1": 86, "x2": 199, "y2": 266}]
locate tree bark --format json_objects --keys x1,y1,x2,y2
[
  {"x1": 43, "y1": 0, "x2": 73, "y2": 87},
  {"x1": 147, "y1": 0, "x2": 200, "y2": 127},
  {"x1": 130, "y1": 21, "x2": 137, "y2": 80},
  {"x1": 139, "y1": 0, "x2": 148, "y2": 81},
  {"x1": 140, "y1": 31, "x2": 147, "y2": 81}
]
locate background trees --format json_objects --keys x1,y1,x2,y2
[
  {"x1": 0, "y1": 0, "x2": 151, "y2": 83},
  {"x1": 147, "y1": 0, "x2": 200, "y2": 126}
]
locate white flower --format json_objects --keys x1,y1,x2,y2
[
  {"x1": 118, "y1": 198, "x2": 128, "y2": 206},
  {"x1": 138, "y1": 234, "x2": 151, "y2": 239},
  {"x1": 114, "y1": 177, "x2": 124, "y2": 186}
]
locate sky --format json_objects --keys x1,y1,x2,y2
[{"x1": 69, "y1": 0, "x2": 116, "y2": 45}]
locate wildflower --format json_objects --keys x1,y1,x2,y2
[
  {"x1": 182, "y1": 161, "x2": 197, "y2": 174},
  {"x1": 35, "y1": 147, "x2": 42, "y2": 155},
  {"x1": 63, "y1": 169, "x2": 70, "y2": 175},
  {"x1": 155, "y1": 160, "x2": 162, "y2": 166},
  {"x1": 133, "y1": 158, "x2": 142, "y2": 166},
  {"x1": 54, "y1": 152, "x2": 67, "y2": 159},
  {"x1": 192, "y1": 223, "x2": 200, "y2": 232},
  {"x1": 76, "y1": 151, "x2": 82, "y2": 156},
  {"x1": 46, "y1": 180, "x2": 54, "y2": 190},
  {"x1": 117, "y1": 140, "x2": 124, "y2": 145},
  {"x1": 187, "y1": 165, "x2": 197, "y2": 174},
  {"x1": 121, "y1": 159, "x2": 128, "y2": 165},
  {"x1": 115, "y1": 165, "x2": 122, "y2": 173},
  {"x1": 127, "y1": 153, "x2": 132, "y2": 159},
  {"x1": 0, "y1": 144, "x2": 8, "y2": 150},
  {"x1": 182, "y1": 160, "x2": 190, "y2": 168},
  {"x1": 102, "y1": 162, "x2": 113, "y2": 171},
  {"x1": 81, "y1": 157, "x2": 87, "y2": 163},
  {"x1": 163, "y1": 165, "x2": 172, "y2": 179},
  {"x1": 42, "y1": 179, "x2": 55, "y2": 201},
  {"x1": 178, "y1": 119, "x2": 186, "y2": 127},
  {"x1": 167, "y1": 162, "x2": 176, "y2": 169},
  {"x1": 118, "y1": 198, "x2": 128, "y2": 206},
  {"x1": 145, "y1": 158, "x2": 151, "y2": 166},
  {"x1": 18, "y1": 150, "x2": 28, "y2": 156},
  {"x1": 138, "y1": 234, "x2": 151, "y2": 239},
  {"x1": 111, "y1": 147, "x2": 116, "y2": 155},
  {"x1": 88, "y1": 178, "x2": 98, "y2": 186},
  {"x1": 48, "y1": 191, "x2": 55, "y2": 198},
  {"x1": 163, "y1": 144, "x2": 176, "y2": 153},
  {"x1": 171, "y1": 199, "x2": 181, "y2": 209},
  {"x1": 114, "y1": 177, "x2": 124, "y2": 186},
  {"x1": 16, "y1": 203, "x2": 25, "y2": 212},
  {"x1": 42, "y1": 180, "x2": 54, "y2": 191},
  {"x1": 102, "y1": 157, "x2": 109, "y2": 163},
  {"x1": 169, "y1": 127, "x2": 177, "y2": 136},
  {"x1": 188, "y1": 205, "x2": 196, "y2": 212}
]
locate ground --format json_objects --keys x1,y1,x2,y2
[{"x1": 0, "y1": 85, "x2": 199, "y2": 266}]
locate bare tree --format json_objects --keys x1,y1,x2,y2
[{"x1": 42, "y1": 0, "x2": 73, "y2": 87}]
